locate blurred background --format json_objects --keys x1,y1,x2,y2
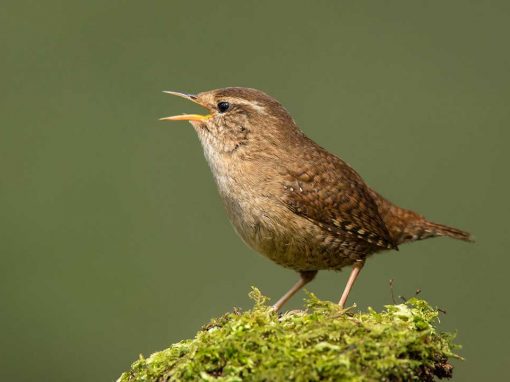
[{"x1": 1, "y1": 1, "x2": 508, "y2": 380}]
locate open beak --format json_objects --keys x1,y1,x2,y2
[{"x1": 160, "y1": 91, "x2": 211, "y2": 122}]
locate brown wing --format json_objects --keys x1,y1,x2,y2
[{"x1": 280, "y1": 148, "x2": 397, "y2": 250}]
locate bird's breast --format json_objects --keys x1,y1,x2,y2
[{"x1": 197, "y1": 138, "x2": 365, "y2": 271}]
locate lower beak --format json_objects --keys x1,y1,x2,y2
[
  {"x1": 159, "y1": 114, "x2": 210, "y2": 122},
  {"x1": 160, "y1": 91, "x2": 211, "y2": 122}
]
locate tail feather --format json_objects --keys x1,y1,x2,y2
[
  {"x1": 368, "y1": 189, "x2": 473, "y2": 246},
  {"x1": 420, "y1": 221, "x2": 473, "y2": 242}
]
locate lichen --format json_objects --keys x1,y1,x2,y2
[{"x1": 118, "y1": 289, "x2": 460, "y2": 382}]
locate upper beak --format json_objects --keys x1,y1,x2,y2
[{"x1": 160, "y1": 91, "x2": 211, "y2": 122}]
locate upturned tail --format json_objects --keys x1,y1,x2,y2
[{"x1": 369, "y1": 190, "x2": 473, "y2": 245}]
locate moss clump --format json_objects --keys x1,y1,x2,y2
[{"x1": 118, "y1": 289, "x2": 460, "y2": 382}]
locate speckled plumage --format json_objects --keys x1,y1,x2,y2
[{"x1": 162, "y1": 87, "x2": 472, "y2": 309}]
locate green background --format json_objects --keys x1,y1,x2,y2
[{"x1": 1, "y1": 1, "x2": 508, "y2": 380}]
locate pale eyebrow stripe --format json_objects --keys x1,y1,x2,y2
[{"x1": 228, "y1": 99, "x2": 267, "y2": 114}]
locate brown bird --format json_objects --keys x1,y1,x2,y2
[{"x1": 161, "y1": 87, "x2": 472, "y2": 311}]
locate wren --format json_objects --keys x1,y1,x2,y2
[{"x1": 161, "y1": 87, "x2": 472, "y2": 311}]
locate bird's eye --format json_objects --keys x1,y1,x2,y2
[{"x1": 217, "y1": 101, "x2": 230, "y2": 113}]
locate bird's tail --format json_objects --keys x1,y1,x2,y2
[
  {"x1": 368, "y1": 189, "x2": 473, "y2": 245},
  {"x1": 419, "y1": 220, "x2": 473, "y2": 242},
  {"x1": 402, "y1": 220, "x2": 473, "y2": 244}
]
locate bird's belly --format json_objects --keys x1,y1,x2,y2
[{"x1": 221, "y1": 194, "x2": 366, "y2": 271}]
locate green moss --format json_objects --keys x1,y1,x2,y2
[{"x1": 118, "y1": 289, "x2": 460, "y2": 382}]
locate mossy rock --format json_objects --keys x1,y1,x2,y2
[{"x1": 118, "y1": 289, "x2": 460, "y2": 381}]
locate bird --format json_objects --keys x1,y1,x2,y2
[{"x1": 160, "y1": 87, "x2": 472, "y2": 311}]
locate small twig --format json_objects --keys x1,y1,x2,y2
[{"x1": 389, "y1": 279, "x2": 396, "y2": 304}]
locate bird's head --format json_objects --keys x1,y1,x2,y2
[{"x1": 160, "y1": 87, "x2": 298, "y2": 155}]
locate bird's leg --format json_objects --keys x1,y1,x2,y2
[
  {"x1": 273, "y1": 270, "x2": 318, "y2": 312},
  {"x1": 338, "y1": 260, "x2": 365, "y2": 308}
]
